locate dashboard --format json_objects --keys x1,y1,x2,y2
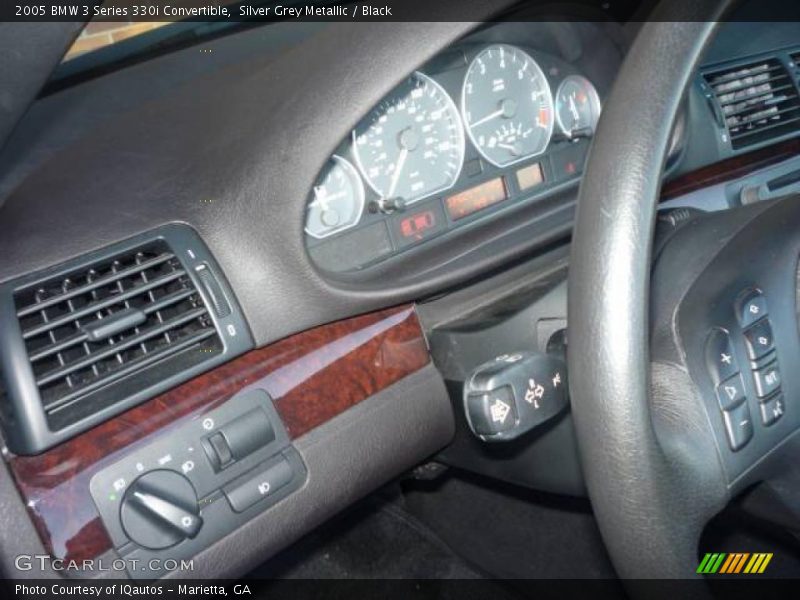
[
  {"x1": 0, "y1": 0, "x2": 798, "y2": 582},
  {"x1": 305, "y1": 36, "x2": 605, "y2": 272}
]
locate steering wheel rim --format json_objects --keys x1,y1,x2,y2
[{"x1": 567, "y1": 0, "x2": 735, "y2": 580}]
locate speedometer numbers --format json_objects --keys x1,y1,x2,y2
[
  {"x1": 462, "y1": 44, "x2": 555, "y2": 167},
  {"x1": 353, "y1": 72, "x2": 465, "y2": 206}
]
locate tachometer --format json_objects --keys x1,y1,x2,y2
[
  {"x1": 555, "y1": 75, "x2": 601, "y2": 138},
  {"x1": 353, "y1": 72, "x2": 465, "y2": 206},
  {"x1": 305, "y1": 155, "x2": 365, "y2": 239},
  {"x1": 462, "y1": 44, "x2": 554, "y2": 167}
]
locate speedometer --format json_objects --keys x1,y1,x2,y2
[
  {"x1": 462, "y1": 44, "x2": 554, "y2": 167},
  {"x1": 353, "y1": 71, "x2": 464, "y2": 206}
]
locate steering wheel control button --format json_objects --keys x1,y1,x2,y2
[
  {"x1": 759, "y1": 395, "x2": 785, "y2": 426},
  {"x1": 715, "y1": 374, "x2": 746, "y2": 411},
  {"x1": 753, "y1": 362, "x2": 781, "y2": 398},
  {"x1": 722, "y1": 403, "x2": 754, "y2": 452},
  {"x1": 223, "y1": 457, "x2": 294, "y2": 513},
  {"x1": 463, "y1": 352, "x2": 568, "y2": 442},
  {"x1": 738, "y1": 290, "x2": 768, "y2": 328},
  {"x1": 465, "y1": 387, "x2": 518, "y2": 435},
  {"x1": 120, "y1": 470, "x2": 202, "y2": 550},
  {"x1": 705, "y1": 329, "x2": 739, "y2": 384},
  {"x1": 742, "y1": 319, "x2": 774, "y2": 360}
]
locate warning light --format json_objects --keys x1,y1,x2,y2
[{"x1": 400, "y1": 211, "x2": 436, "y2": 239}]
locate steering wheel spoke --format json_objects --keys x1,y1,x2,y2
[{"x1": 655, "y1": 201, "x2": 800, "y2": 490}]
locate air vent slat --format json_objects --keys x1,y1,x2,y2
[
  {"x1": 704, "y1": 56, "x2": 800, "y2": 150},
  {"x1": 42, "y1": 328, "x2": 217, "y2": 414},
  {"x1": 11, "y1": 237, "x2": 225, "y2": 431},
  {"x1": 29, "y1": 332, "x2": 90, "y2": 363},
  {"x1": 722, "y1": 97, "x2": 800, "y2": 119},
  {"x1": 727, "y1": 105, "x2": 800, "y2": 128},
  {"x1": 21, "y1": 269, "x2": 186, "y2": 340},
  {"x1": 35, "y1": 307, "x2": 209, "y2": 387},
  {"x1": 16, "y1": 252, "x2": 175, "y2": 318},
  {"x1": 716, "y1": 83, "x2": 796, "y2": 108},
  {"x1": 729, "y1": 115, "x2": 800, "y2": 140},
  {"x1": 706, "y1": 63, "x2": 783, "y2": 86}
]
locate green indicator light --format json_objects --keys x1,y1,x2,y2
[{"x1": 109, "y1": 494, "x2": 116, "y2": 501}]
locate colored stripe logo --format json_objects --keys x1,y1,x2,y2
[{"x1": 697, "y1": 552, "x2": 773, "y2": 574}]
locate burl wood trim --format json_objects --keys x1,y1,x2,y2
[
  {"x1": 6, "y1": 305, "x2": 428, "y2": 562},
  {"x1": 661, "y1": 138, "x2": 800, "y2": 200}
]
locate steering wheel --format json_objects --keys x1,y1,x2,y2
[{"x1": 568, "y1": 0, "x2": 800, "y2": 580}]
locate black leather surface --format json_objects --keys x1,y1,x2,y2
[
  {"x1": 0, "y1": 457, "x2": 58, "y2": 578},
  {"x1": 567, "y1": 0, "x2": 734, "y2": 580},
  {"x1": 0, "y1": 6, "x2": 521, "y2": 349}
]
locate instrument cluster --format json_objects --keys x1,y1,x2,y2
[{"x1": 305, "y1": 43, "x2": 602, "y2": 272}]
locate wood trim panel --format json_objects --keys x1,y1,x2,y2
[
  {"x1": 661, "y1": 138, "x2": 800, "y2": 199},
  {"x1": 6, "y1": 306, "x2": 429, "y2": 563}
]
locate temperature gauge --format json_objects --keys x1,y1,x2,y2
[
  {"x1": 555, "y1": 75, "x2": 601, "y2": 138},
  {"x1": 305, "y1": 156, "x2": 365, "y2": 239}
]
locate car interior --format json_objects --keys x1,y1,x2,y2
[{"x1": 1, "y1": 0, "x2": 800, "y2": 594}]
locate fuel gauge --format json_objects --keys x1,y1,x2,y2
[
  {"x1": 305, "y1": 155, "x2": 365, "y2": 239},
  {"x1": 555, "y1": 75, "x2": 601, "y2": 138}
]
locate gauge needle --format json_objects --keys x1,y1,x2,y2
[
  {"x1": 387, "y1": 147, "x2": 408, "y2": 199},
  {"x1": 569, "y1": 94, "x2": 580, "y2": 123},
  {"x1": 470, "y1": 107, "x2": 505, "y2": 128},
  {"x1": 311, "y1": 187, "x2": 331, "y2": 211},
  {"x1": 311, "y1": 187, "x2": 348, "y2": 210}
]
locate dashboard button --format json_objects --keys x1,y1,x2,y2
[
  {"x1": 206, "y1": 432, "x2": 234, "y2": 470},
  {"x1": 760, "y1": 394, "x2": 785, "y2": 426},
  {"x1": 742, "y1": 319, "x2": 774, "y2": 360},
  {"x1": 705, "y1": 329, "x2": 739, "y2": 384},
  {"x1": 738, "y1": 291, "x2": 768, "y2": 328},
  {"x1": 753, "y1": 362, "x2": 781, "y2": 398},
  {"x1": 716, "y1": 374, "x2": 746, "y2": 411},
  {"x1": 223, "y1": 459, "x2": 294, "y2": 513},
  {"x1": 722, "y1": 402, "x2": 754, "y2": 452},
  {"x1": 202, "y1": 408, "x2": 275, "y2": 471}
]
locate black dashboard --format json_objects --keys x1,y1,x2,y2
[{"x1": 0, "y1": 0, "x2": 799, "y2": 582}]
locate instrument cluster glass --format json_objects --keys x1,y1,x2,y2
[
  {"x1": 461, "y1": 44, "x2": 555, "y2": 167},
  {"x1": 353, "y1": 72, "x2": 465, "y2": 206},
  {"x1": 305, "y1": 43, "x2": 601, "y2": 245},
  {"x1": 555, "y1": 75, "x2": 602, "y2": 138}
]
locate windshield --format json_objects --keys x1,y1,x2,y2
[
  {"x1": 52, "y1": 0, "x2": 335, "y2": 86},
  {"x1": 63, "y1": 22, "x2": 172, "y2": 62}
]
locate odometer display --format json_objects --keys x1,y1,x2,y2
[
  {"x1": 462, "y1": 44, "x2": 554, "y2": 167},
  {"x1": 445, "y1": 178, "x2": 508, "y2": 220},
  {"x1": 353, "y1": 72, "x2": 465, "y2": 205}
]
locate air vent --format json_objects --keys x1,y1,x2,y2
[
  {"x1": 704, "y1": 57, "x2": 800, "y2": 150},
  {"x1": 0, "y1": 225, "x2": 253, "y2": 454}
]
